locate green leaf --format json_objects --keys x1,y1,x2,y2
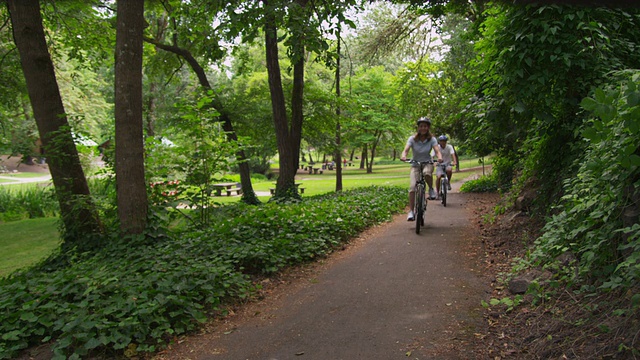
[
  {"x1": 595, "y1": 87, "x2": 607, "y2": 103},
  {"x1": 20, "y1": 312, "x2": 38, "y2": 323},
  {"x1": 581, "y1": 97, "x2": 598, "y2": 111},
  {"x1": 629, "y1": 154, "x2": 640, "y2": 167},
  {"x1": 582, "y1": 127, "x2": 600, "y2": 141},
  {"x1": 2, "y1": 330, "x2": 22, "y2": 341},
  {"x1": 83, "y1": 338, "x2": 102, "y2": 350},
  {"x1": 627, "y1": 91, "x2": 640, "y2": 107}
]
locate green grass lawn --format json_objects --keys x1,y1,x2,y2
[
  {"x1": 0, "y1": 156, "x2": 492, "y2": 273},
  {"x1": 215, "y1": 158, "x2": 490, "y2": 203},
  {"x1": 0, "y1": 217, "x2": 60, "y2": 278}
]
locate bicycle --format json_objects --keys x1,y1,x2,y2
[
  {"x1": 404, "y1": 159, "x2": 433, "y2": 234},
  {"x1": 437, "y1": 163, "x2": 449, "y2": 207}
]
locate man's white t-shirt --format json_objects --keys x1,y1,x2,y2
[{"x1": 433, "y1": 144, "x2": 455, "y2": 164}]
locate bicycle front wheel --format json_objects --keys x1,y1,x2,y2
[
  {"x1": 442, "y1": 179, "x2": 447, "y2": 207},
  {"x1": 415, "y1": 184, "x2": 425, "y2": 234}
]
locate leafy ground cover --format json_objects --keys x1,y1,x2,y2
[{"x1": 0, "y1": 186, "x2": 406, "y2": 359}]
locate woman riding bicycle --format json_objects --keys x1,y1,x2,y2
[{"x1": 400, "y1": 117, "x2": 442, "y2": 221}]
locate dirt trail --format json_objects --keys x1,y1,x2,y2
[{"x1": 155, "y1": 184, "x2": 489, "y2": 360}]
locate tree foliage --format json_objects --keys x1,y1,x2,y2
[
  {"x1": 464, "y1": 4, "x2": 640, "y2": 202},
  {"x1": 525, "y1": 71, "x2": 640, "y2": 293}
]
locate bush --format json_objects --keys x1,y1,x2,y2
[
  {"x1": 0, "y1": 186, "x2": 406, "y2": 359},
  {"x1": 0, "y1": 186, "x2": 59, "y2": 223},
  {"x1": 523, "y1": 71, "x2": 640, "y2": 293},
  {"x1": 460, "y1": 175, "x2": 499, "y2": 193}
]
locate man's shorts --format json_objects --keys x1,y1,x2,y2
[
  {"x1": 436, "y1": 163, "x2": 452, "y2": 177},
  {"x1": 409, "y1": 164, "x2": 434, "y2": 192}
]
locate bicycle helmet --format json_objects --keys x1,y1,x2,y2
[
  {"x1": 416, "y1": 117, "x2": 431, "y2": 126},
  {"x1": 438, "y1": 135, "x2": 448, "y2": 141}
]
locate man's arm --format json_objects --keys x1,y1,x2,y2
[{"x1": 451, "y1": 145, "x2": 458, "y2": 165}]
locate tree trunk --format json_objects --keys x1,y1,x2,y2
[
  {"x1": 8, "y1": 0, "x2": 102, "y2": 247},
  {"x1": 264, "y1": 4, "x2": 301, "y2": 200},
  {"x1": 367, "y1": 131, "x2": 382, "y2": 173},
  {"x1": 335, "y1": 30, "x2": 343, "y2": 192},
  {"x1": 115, "y1": 0, "x2": 148, "y2": 234},
  {"x1": 360, "y1": 146, "x2": 367, "y2": 169}
]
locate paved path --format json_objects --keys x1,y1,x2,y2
[
  {"x1": 0, "y1": 174, "x2": 51, "y2": 186},
  {"x1": 155, "y1": 184, "x2": 489, "y2": 360}
]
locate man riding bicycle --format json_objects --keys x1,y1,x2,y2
[
  {"x1": 400, "y1": 117, "x2": 443, "y2": 221},
  {"x1": 434, "y1": 135, "x2": 457, "y2": 199}
]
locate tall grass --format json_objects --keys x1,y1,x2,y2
[{"x1": 0, "y1": 186, "x2": 59, "y2": 222}]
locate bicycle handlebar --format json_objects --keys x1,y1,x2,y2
[{"x1": 402, "y1": 159, "x2": 438, "y2": 165}]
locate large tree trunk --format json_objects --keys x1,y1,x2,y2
[
  {"x1": 143, "y1": 37, "x2": 259, "y2": 204},
  {"x1": 8, "y1": 0, "x2": 102, "y2": 247},
  {"x1": 264, "y1": 5, "x2": 301, "y2": 200},
  {"x1": 335, "y1": 32, "x2": 343, "y2": 192},
  {"x1": 115, "y1": 0, "x2": 147, "y2": 234}
]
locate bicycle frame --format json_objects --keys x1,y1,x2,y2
[
  {"x1": 406, "y1": 159, "x2": 433, "y2": 234},
  {"x1": 438, "y1": 163, "x2": 449, "y2": 207}
]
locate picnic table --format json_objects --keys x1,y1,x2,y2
[{"x1": 212, "y1": 182, "x2": 242, "y2": 196}]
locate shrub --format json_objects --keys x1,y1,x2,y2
[
  {"x1": 523, "y1": 71, "x2": 640, "y2": 292},
  {"x1": 460, "y1": 175, "x2": 499, "y2": 193},
  {"x1": 0, "y1": 186, "x2": 58, "y2": 223}
]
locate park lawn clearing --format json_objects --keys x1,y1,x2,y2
[{"x1": 0, "y1": 217, "x2": 60, "y2": 278}]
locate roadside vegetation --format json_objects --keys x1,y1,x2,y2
[
  {"x1": 0, "y1": 186, "x2": 405, "y2": 359},
  {"x1": 1, "y1": 0, "x2": 639, "y2": 358}
]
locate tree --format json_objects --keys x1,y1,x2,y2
[
  {"x1": 142, "y1": 1, "x2": 260, "y2": 204},
  {"x1": 7, "y1": 0, "x2": 102, "y2": 248},
  {"x1": 335, "y1": 29, "x2": 343, "y2": 191},
  {"x1": 114, "y1": 0, "x2": 147, "y2": 234},
  {"x1": 466, "y1": 4, "x2": 640, "y2": 203},
  {"x1": 345, "y1": 66, "x2": 401, "y2": 173},
  {"x1": 232, "y1": 0, "x2": 356, "y2": 200},
  {"x1": 263, "y1": 0, "x2": 305, "y2": 200}
]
